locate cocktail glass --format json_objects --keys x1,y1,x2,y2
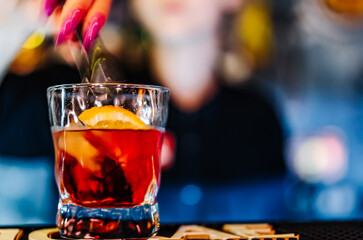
[{"x1": 47, "y1": 83, "x2": 169, "y2": 239}]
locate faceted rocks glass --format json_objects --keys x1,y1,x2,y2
[{"x1": 47, "y1": 83, "x2": 169, "y2": 239}]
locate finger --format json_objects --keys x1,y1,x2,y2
[
  {"x1": 56, "y1": 0, "x2": 93, "y2": 45},
  {"x1": 43, "y1": 0, "x2": 60, "y2": 16},
  {"x1": 48, "y1": 4, "x2": 62, "y2": 33},
  {"x1": 82, "y1": 0, "x2": 112, "y2": 50}
]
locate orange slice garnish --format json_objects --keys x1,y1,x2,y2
[{"x1": 78, "y1": 106, "x2": 147, "y2": 129}]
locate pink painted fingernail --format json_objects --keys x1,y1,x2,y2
[
  {"x1": 83, "y1": 13, "x2": 106, "y2": 51},
  {"x1": 44, "y1": 0, "x2": 58, "y2": 16},
  {"x1": 56, "y1": 8, "x2": 85, "y2": 45}
]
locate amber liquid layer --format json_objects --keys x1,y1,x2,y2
[{"x1": 52, "y1": 128, "x2": 164, "y2": 208}]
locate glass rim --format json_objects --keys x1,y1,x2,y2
[{"x1": 47, "y1": 83, "x2": 169, "y2": 93}]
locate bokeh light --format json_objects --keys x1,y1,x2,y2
[
  {"x1": 288, "y1": 127, "x2": 347, "y2": 184},
  {"x1": 180, "y1": 184, "x2": 202, "y2": 206}
]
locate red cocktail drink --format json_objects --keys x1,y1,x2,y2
[
  {"x1": 47, "y1": 84, "x2": 169, "y2": 238},
  {"x1": 53, "y1": 128, "x2": 163, "y2": 208}
]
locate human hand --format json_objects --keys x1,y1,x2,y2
[{"x1": 44, "y1": 0, "x2": 112, "y2": 50}]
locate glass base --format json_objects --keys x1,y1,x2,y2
[{"x1": 57, "y1": 201, "x2": 160, "y2": 239}]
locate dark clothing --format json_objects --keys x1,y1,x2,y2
[
  {"x1": 164, "y1": 84, "x2": 285, "y2": 182},
  {"x1": 0, "y1": 65, "x2": 79, "y2": 156}
]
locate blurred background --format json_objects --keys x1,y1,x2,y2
[{"x1": 2, "y1": 0, "x2": 363, "y2": 225}]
